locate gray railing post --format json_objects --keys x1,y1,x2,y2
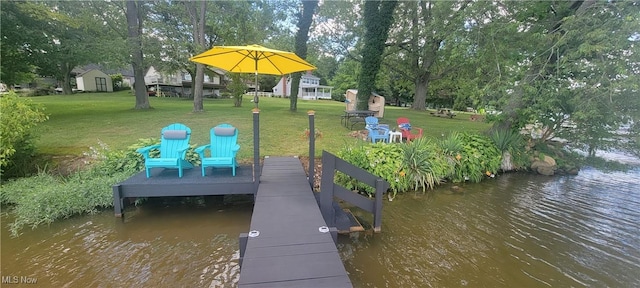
[
  {"x1": 329, "y1": 227, "x2": 338, "y2": 244},
  {"x1": 112, "y1": 184, "x2": 123, "y2": 217},
  {"x1": 253, "y1": 108, "x2": 260, "y2": 196},
  {"x1": 238, "y1": 232, "x2": 248, "y2": 268},
  {"x1": 320, "y1": 151, "x2": 335, "y2": 226},
  {"x1": 308, "y1": 110, "x2": 315, "y2": 189},
  {"x1": 373, "y1": 178, "x2": 384, "y2": 232}
]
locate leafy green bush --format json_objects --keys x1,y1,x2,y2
[
  {"x1": 0, "y1": 92, "x2": 48, "y2": 177},
  {"x1": 452, "y1": 133, "x2": 502, "y2": 183},
  {"x1": 228, "y1": 73, "x2": 247, "y2": 107},
  {"x1": 85, "y1": 138, "x2": 201, "y2": 175},
  {"x1": 335, "y1": 132, "x2": 504, "y2": 195},
  {"x1": 335, "y1": 140, "x2": 454, "y2": 198},
  {"x1": 336, "y1": 143, "x2": 409, "y2": 198}
]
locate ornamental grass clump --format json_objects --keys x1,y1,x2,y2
[
  {"x1": 1, "y1": 168, "x2": 131, "y2": 236},
  {"x1": 489, "y1": 127, "x2": 529, "y2": 171},
  {"x1": 402, "y1": 138, "x2": 451, "y2": 193},
  {"x1": 0, "y1": 138, "x2": 203, "y2": 236}
]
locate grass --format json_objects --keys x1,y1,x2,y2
[{"x1": 30, "y1": 91, "x2": 491, "y2": 159}]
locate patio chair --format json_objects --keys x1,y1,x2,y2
[
  {"x1": 137, "y1": 123, "x2": 194, "y2": 178},
  {"x1": 365, "y1": 116, "x2": 390, "y2": 143},
  {"x1": 396, "y1": 117, "x2": 424, "y2": 141},
  {"x1": 195, "y1": 123, "x2": 240, "y2": 176}
]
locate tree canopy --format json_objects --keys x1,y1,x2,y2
[{"x1": 1, "y1": 0, "x2": 638, "y2": 155}]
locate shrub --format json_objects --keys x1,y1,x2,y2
[
  {"x1": 0, "y1": 92, "x2": 48, "y2": 178},
  {"x1": 402, "y1": 138, "x2": 452, "y2": 193},
  {"x1": 336, "y1": 143, "x2": 409, "y2": 198},
  {"x1": 228, "y1": 73, "x2": 247, "y2": 107},
  {"x1": 85, "y1": 138, "x2": 201, "y2": 175},
  {"x1": 489, "y1": 127, "x2": 529, "y2": 170},
  {"x1": 452, "y1": 133, "x2": 502, "y2": 183},
  {"x1": 1, "y1": 169, "x2": 131, "y2": 236},
  {"x1": 0, "y1": 138, "x2": 202, "y2": 236},
  {"x1": 335, "y1": 140, "x2": 454, "y2": 198},
  {"x1": 439, "y1": 132, "x2": 464, "y2": 157}
]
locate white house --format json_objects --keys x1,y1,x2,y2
[
  {"x1": 144, "y1": 66, "x2": 226, "y2": 97},
  {"x1": 76, "y1": 69, "x2": 113, "y2": 92},
  {"x1": 272, "y1": 72, "x2": 333, "y2": 100}
]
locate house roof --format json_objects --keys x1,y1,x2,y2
[
  {"x1": 302, "y1": 73, "x2": 320, "y2": 80},
  {"x1": 76, "y1": 69, "x2": 108, "y2": 77},
  {"x1": 75, "y1": 64, "x2": 134, "y2": 77}
]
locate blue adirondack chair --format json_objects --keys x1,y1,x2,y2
[
  {"x1": 365, "y1": 116, "x2": 390, "y2": 143},
  {"x1": 195, "y1": 123, "x2": 240, "y2": 176},
  {"x1": 137, "y1": 123, "x2": 194, "y2": 178}
]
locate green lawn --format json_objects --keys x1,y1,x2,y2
[{"x1": 31, "y1": 91, "x2": 491, "y2": 159}]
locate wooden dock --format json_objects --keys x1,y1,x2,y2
[
  {"x1": 112, "y1": 164, "x2": 255, "y2": 217},
  {"x1": 238, "y1": 157, "x2": 352, "y2": 287}
]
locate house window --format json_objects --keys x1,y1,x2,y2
[{"x1": 95, "y1": 77, "x2": 107, "y2": 92}]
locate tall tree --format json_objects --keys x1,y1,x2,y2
[
  {"x1": 0, "y1": 1, "x2": 126, "y2": 94},
  {"x1": 42, "y1": 1, "x2": 127, "y2": 94},
  {"x1": 329, "y1": 59, "x2": 360, "y2": 101},
  {"x1": 382, "y1": 1, "x2": 478, "y2": 110},
  {"x1": 126, "y1": 0, "x2": 150, "y2": 109},
  {"x1": 185, "y1": 1, "x2": 207, "y2": 112},
  {"x1": 356, "y1": 0, "x2": 397, "y2": 110},
  {"x1": 0, "y1": 2, "x2": 46, "y2": 85},
  {"x1": 289, "y1": 0, "x2": 318, "y2": 112},
  {"x1": 148, "y1": 1, "x2": 279, "y2": 108},
  {"x1": 494, "y1": 1, "x2": 640, "y2": 154}
]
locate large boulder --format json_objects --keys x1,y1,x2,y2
[
  {"x1": 542, "y1": 154, "x2": 556, "y2": 166},
  {"x1": 530, "y1": 155, "x2": 557, "y2": 176}
]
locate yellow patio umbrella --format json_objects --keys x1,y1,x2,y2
[{"x1": 189, "y1": 44, "x2": 316, "y2": 107}]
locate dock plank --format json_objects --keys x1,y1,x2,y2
[
  {"x1": 239, "y1": 275, "x2": 352, "y2": 288},
  {"x1": 239, "y1": 157, "x2": 352, "y2": 287}
]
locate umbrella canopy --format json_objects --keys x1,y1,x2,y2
[
  {"x1": 190, "y1": 44, "x2": 316, "y2": 75},
  {"x1": 190, "y1": 44, "x2": 316, "y2": 107}
]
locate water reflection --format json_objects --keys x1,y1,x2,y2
[
  {"x1": 1, "y1": 197, "x2": 253, "y2": 287},
  {"x1": 341, "y1": 168, "x2": 640, "y2": 287},
  {"x1": 2, "y1": 168, "x2": 639, "y2": 287}
]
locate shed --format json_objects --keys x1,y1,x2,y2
[
  {"x1": 76, "y1": 69, "x2": 113, "y2": 92},
  {"x1": 345, "y1": 89, "x2": 385, "y2": 118}
]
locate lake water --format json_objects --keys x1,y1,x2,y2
[{"x1": 2, "y1": 164, "x2": 639, "y2": 287}]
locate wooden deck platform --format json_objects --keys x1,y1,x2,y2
[
  {"x1": 112, "y1": 164, "x2": 255, "y2": 217},
  {"x1": 238, "y1": 157, "x2": 352, "y2": 287}
]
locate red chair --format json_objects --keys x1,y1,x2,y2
[{"x1": 396, "y1": 117, "x2": 423, "y2": 141}]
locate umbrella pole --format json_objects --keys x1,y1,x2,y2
[{"x1": 254, "y1": 71, "x2": 259, "y2": 108}]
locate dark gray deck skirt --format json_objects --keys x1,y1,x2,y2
[{"x1": 112, "y1": 165, "x2": 255, "y2": 217}]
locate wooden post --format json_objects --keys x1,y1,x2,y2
[
  {"x1": 238, "y1": 232, "x2": 248, "y2": 268},
  {"x1": 373, "y1": 178, "x2": 384, "y2": 232},
  {"x1": 253, "y1": 108, "x2": 260, "y2": 196},
  {"x1": 112, "y1": 184, "x2": 124, "y2": 217},
  {"x1": 320, "y1": 151, "x2": 335, "y2": 227},
  {"x1": 308, "y1": 110, "x2": 315, "y2": 189}
]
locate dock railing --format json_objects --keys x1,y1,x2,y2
[{"x1": 319, "y1": 150, "x2": 390, "y2": 232}]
